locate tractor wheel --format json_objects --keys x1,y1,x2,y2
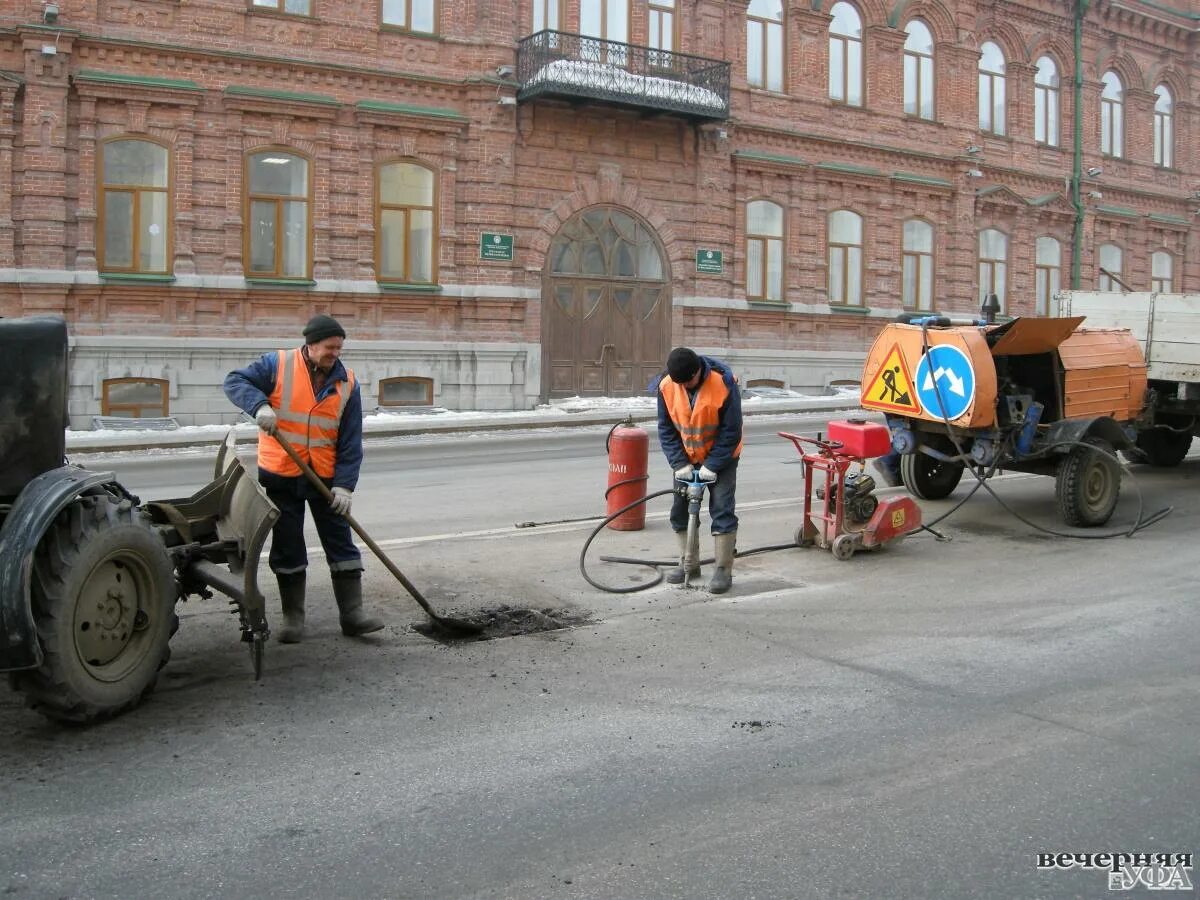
[
  {"x1": 900, "y1": 438, "x2": 964, "y2": 500},
  {"x1": 1133, "y1": 427, "x2": 1193, "y2": 468},
  {"x1": 12, "y1": 492, "x2": 178, "y2": 723},
  {"x1": 1055, "y1": 438, "x2": 1121, "y2": 527}
]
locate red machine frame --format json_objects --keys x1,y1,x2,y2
[{"x1": 778, "y1": 427, "x2": 921, "y2": 561}]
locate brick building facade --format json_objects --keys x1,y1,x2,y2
[{"x1": 0, "y1": 0, "x2": 1195, "y2": 426}]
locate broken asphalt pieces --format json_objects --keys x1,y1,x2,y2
[{"x1": 413, "y1": 604, "x2": 594, "y2": 643}]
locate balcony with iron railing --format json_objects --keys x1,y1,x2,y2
[{"x1": 515, "y1": 30, "x2": 730, "y2": 122}]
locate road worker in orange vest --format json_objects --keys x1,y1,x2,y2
[
  {"x1": 657, "y1": 347, "x2": 743, "y2": 593},
  {"x1": 223, "y1": 314, "x2": 383, "y2": 643}
]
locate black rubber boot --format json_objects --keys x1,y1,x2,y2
[
  {"x1": 708, "y1": 533, "x2": 736, "y2": 594},
  {"x1": 332, "y1": 571, "x2": 384, "y2": 636},
  {"x1": 275, "y1": 571, "x2": 306, "y2": 644},
  {"x1": 665, "y1": 530, "x2": 700, "y2": 584}
]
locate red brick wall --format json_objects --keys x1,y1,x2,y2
[{"x1": 0, "y1": 0, "x2": 1194, "y2": 349}]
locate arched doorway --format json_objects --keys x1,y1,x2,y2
[{"x1": 542, "y1": 206, "x2": 671, "y2": 399}]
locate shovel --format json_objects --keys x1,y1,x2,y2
[{"x1": 271, "y1": 429, "x2": 484, "y2": 637}]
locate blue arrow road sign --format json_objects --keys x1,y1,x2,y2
[{"x1": 914, "y1": 344, "x2": 975, "y2": 421}]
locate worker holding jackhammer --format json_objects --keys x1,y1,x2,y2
[
  {"x1": 223, "y1": 314, "x2": 383, "y2": 643},
  {"x1": 657, "y1": 347, "x2": 743, "y2": 594}
]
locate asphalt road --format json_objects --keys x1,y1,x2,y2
[{"x1": 2, "y1": 423, "x2": 1197, "y2": 899}]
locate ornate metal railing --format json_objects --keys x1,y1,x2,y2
[{"x1": 516, "y1": 30, "x2": 730, "y2": 121}]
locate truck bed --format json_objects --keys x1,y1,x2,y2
[{"x1": 1058, "y1": 291, "x2": 1200, "y2": 384}]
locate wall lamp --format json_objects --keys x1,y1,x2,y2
[
  {"x1": 965, "y1": 145, "x2": 982, "y2": 155},
  {"x1": 1086, "y1": 166, "x2": 1103, "y2": 177},
  {"x1": 1087, "y1": 190, "x2": 1103, "y2": 200},
  {"x1": 497, "y1": 96, "x2": 517, "y2": 107},
  {"x1": 965, "y1": 168, "x2": 984, "y2": 179},
  {"x1": 496, "y1": 65, "x2": 514, "y2": 78},
  {"x1": 43, "y1": 3, "x2": 59, "y2": 24}
]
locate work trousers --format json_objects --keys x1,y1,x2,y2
[
  {"x1": 259, "y1": 469, "x2": 363, "y2": 576},
  {"x1": 669, "y1": 457, "x2": 739, "y2": 535}
]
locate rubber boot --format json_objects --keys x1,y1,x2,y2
[
  {"x1": 665, "y1": 531, "x2": 700, "y2": 584},
  {"x1": 275, "y1": 571, "x2": 306, "y2": 644},
  {"x1": 332, "y1": 571, "x2": 384, "y2": 637},
  {"x1": 708, "y1": 533, "x2": 736, "y2": 594}
]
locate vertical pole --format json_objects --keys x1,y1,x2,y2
[{"x1": 1070, "y1": 0, "x2": 1091, "y2": 290}]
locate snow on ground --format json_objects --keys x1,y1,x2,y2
[{"x1": 66, "y1": 386, "x2": 862, "y2": 447}]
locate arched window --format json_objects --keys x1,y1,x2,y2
[
  {"x1": 648, "y1": 0, "x2": 677, "y2": 67},
  {"x1": 978, "y1": 42, "x2": 1006, "y2": 135},
  {"x1": 746, "y1": 200, "x2": 784, "y2": 301},
  {"x1": 1101, "y1": 71, "x2": 1124, "y2": 158},
  {"x1": 377, "y1": 161, "x2": 437, "y2": 284},
  {"x1": 978, "y1": 228, "x2": 1007, "y2": 313},
  {"x1": 747, "y1": 0, "x2": 784, "y2": 92},
  {"x1": 1034, "y1": 56, "x2": 1060, "y2": 146},
  {"x1": 101, "y1": 377, "x2": 169, "y2": 418},
  {"x1": 1151, "y1": 251, "x2": 1173, "y2": 293},
  {"x1": 828, "y1": 210, "x2": 864, "y2": 306},
  {"x1": 252, "y1": 0, "x2": 311, "y2": 14},
  {"x1": 903, "y1": 20, "x2": 934, "y2": 120},
  {"x1": 1035, "y1": 237, "x2": 1061, "y2": 316},
  {"x1": 901, "y1": 219, "x2": 933, "y2": 310},
  {"x1": 532, "y1": 0, "x2": 561, "y2": 31},
  {"x1": 1154, "y1": 85, "x2": 1174, "y2": 168},
  {"x1": 382, "y1": 0, "x2": 436, "y2": 32},
  {"x1": 245, "y1": 150, "x2": 310, "y2": 279},
  {"x1": 1097, "y1": 243, "x2": 1123, "y2": 291},
  {"x1": 829, "y1": 2, "x2": 863, "y2": 107},
  {"x1": 99, "y1": 138, "x2": 170, "y2": 275}
]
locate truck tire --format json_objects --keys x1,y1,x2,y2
[
  {"x1": 12, "y1": 492, "x2": 178, "y2": 723},
  {"x1": 1055, "y1": 437, "x2": 1120, "y2": 527},
  {"x1": 900, "y1": 438, "x2": 964, "y2": 500},
  {"x1": 1133, "y1": 427, "x2": 1193, "y2": 468}
]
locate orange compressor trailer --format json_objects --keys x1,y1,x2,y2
[{"x1": 859, "y1": 316, "x2": 1147, "y2": 528}]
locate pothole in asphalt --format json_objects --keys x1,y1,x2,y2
[{"x1": 413, "y1": 604, "x2": 595, "y2": 643}]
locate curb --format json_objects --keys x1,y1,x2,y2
[{"x1": 64, "y1": 397, "x2": 866, "y2": 454}]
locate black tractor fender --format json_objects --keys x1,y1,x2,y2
[
  {"x1": 0, "y1": 466, "x2": 119, "y2": 672},
  {"x1": 1040, "y1": 416, "x2": 1135, "y2": 457}
]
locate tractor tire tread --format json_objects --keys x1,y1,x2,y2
[{"x1": 13, "y1": 491, "x2": 178, "y2": 724}]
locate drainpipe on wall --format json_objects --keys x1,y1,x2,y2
[{"x1": 1070, "y1": 0, "x2": 1091, "y2": 289}]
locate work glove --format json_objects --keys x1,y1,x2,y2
[
  {"x1": 674, "y1": 464, "x2": 695, "y2": 481},
  {"x1": 698, "y1": 465, "x2": 718, "y2": 483},
  {"x1": 255, "y1": 404, "x2": 278, "y2": 436},
  {"x1": 329, "y1": 487, "x2": 353, "y2": 517}
]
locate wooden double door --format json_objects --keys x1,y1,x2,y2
[{"x1": 542, "y1": 207, "x2": 671, "y2": 399}]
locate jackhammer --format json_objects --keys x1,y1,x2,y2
[{"x1": 675, "y1": 471, "x2": 708, "y2": 586}]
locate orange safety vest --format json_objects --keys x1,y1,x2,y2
[
  {"x1": 659, "y1": 369, "x2": 743, "y2": 465},
  {"x1": 257, "y1": 348, "x2": 356, "y2": 479}
]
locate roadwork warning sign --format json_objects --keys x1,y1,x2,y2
[{"x1": 865, "y1": 344, "x2": 922, "y2": 414}]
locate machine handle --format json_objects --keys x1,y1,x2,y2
[{"x1": 778, "y1": 431, "x2": 844, "y2": 454}]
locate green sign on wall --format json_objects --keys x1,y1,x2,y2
[
  {"x1": 696, "y1": 249, "x2": 723, "y2": 274},
  {"x1": 480, "y1": 232, "x2": 515, "y2": 261}
]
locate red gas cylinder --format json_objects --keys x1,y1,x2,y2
[{"x1": 606, "y1": 418, "x2": 649, "y2": 531}]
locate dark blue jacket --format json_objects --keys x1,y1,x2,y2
[
  {"x1": 223, "y1": 350, "x2": 363, "y2": 490},
  {"x1": 656, "y1": 355, "x2": 742, "y2": 472}
]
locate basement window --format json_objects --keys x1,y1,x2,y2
[
  {"x1": 378, "y1": 376, "x2": 434, "y2": 407},
  {"x1": 102, "y1": 377, "x2": 169, "y2": 417}
]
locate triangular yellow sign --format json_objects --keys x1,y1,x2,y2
[{"x1": 864, "y1": 343, "x2": 922, "y2": 414}]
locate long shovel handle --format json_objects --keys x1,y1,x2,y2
[{"x1": 270, "y1": 429, "x2": 479, "y2": 634}]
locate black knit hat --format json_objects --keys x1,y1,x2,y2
[
  {"x1": 303, "y1": 314, "x2": 346, "y2": 344},
  {"x1": 666, "y1": 347, "x2": 701, "y2": 383}
]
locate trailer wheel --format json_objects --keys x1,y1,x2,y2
[
  {"x1": 1055, "y1": 438, "x2": 1121, "y2": 527},
  {"x1": 12, "y1": 493, "x2": 178, "y2": 723},
  {"x1": 900, "y1": 438, "x2": 964, "y2": 500},
  {"x1": 1133, "y1": 427, "x2": 1193, "y2": 468}
]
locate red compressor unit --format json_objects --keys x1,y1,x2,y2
[{"x1": 778, "y1": 419, "x2": 921, "y2": 560}]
